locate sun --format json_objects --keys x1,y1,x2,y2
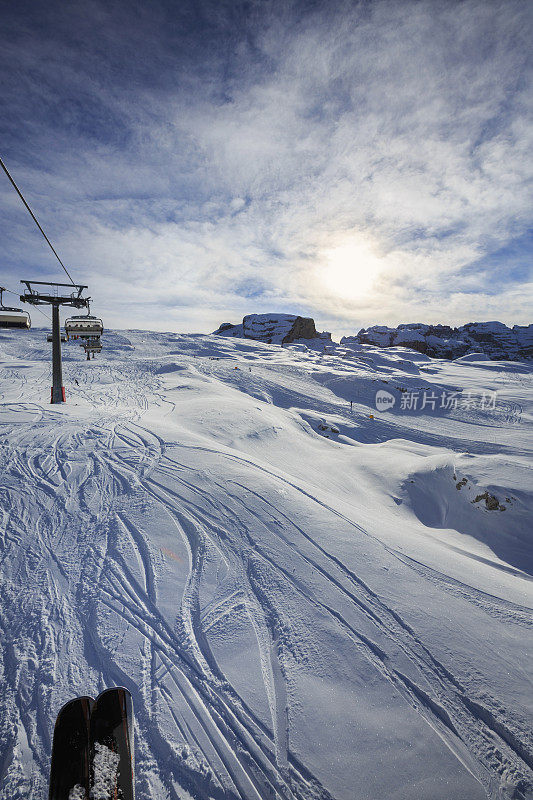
[{"x1": 317, "y1": 235, "x2": 387, "y2": 300}]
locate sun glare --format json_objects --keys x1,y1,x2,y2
[{"x1": 318, "y1": 235, "x2": 387, "y2": 300}]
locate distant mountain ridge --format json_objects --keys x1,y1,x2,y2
[
  {"x1": 214, "y1": 314, "x2": 533, "y2": 361},
  {"x1": 343, "y1": 321, "x2": 533, "y2": 361}
]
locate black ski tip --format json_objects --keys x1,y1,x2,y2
[
  {"x1": 90, "y1": 686, "x2": 135, "y2": 800},
  {"x1": 94, "y1": 686, "x2": 132, "y2": 704},
  {"x1": 49, "y1": 696, "x2": 95, "y2": 800},
  {"x1": 53, "y1": 695, "x2": 96, "y2": 723}
]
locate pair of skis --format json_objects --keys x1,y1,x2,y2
[{"x1": 49, "y1": 687, "x2": 135, "y2": 800}]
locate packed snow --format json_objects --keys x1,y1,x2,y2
[
  {"x1": 0, "y1": 328, "x2": 532, "y2": 800},
  {"x1": 90, "y1": 742, "x2": 120, "y2": 799},
  {"x1": 68, "y1": 785, "x2": 86, "y2": 800}
]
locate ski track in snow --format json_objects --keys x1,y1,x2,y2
[{"x1": 0, "y1": 330, "x2": 532, "y2": 800}]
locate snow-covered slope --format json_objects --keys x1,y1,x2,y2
[{"x1": 0, "y1": 329, "x2": 532, "y2": 800}]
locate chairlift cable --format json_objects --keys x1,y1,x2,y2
[
  {"x1": 1, "y1": 284, "x2": 51, "y2": 322},
  {"x1": 0, "y1": 155, "x2": 76, "y2": 286}
]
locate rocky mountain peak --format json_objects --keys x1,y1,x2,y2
[
  {"x1": 343, "y1": 321, "x2": 533, "y2": 360},
  {"x1": 213, "y1": 313, "x2": 331, "y2": 345}
]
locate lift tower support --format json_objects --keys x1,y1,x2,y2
[{"x1": 20, "y1": 281, "x2": 89, "y2": 403}]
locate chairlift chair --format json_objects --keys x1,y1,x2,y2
[
  {"x1": 65, "y1": 304, "x2": 103, "y2": 340},
  {"x1": 80, "y1": 337, "x2": 102, "y2": 352},
  {"x1": 81, "y1": 336, "x2": 102, "y2": 360},
  {"x1": 0, "y1": 287, "x2": 31, "y2": 329}
]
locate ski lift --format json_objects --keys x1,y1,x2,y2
[
  {"x1": 47, "y1": 332, "x2": 67, "y2": 342},
  {"x1": 0, "y1": 287, "x2": 31, "y2": 329},
  {"x1": 65, "y1": 303, "x2": 103, "y2": 340},
  {"x1": 81, "y1": 337, "x2": 102, "y2": 359}
]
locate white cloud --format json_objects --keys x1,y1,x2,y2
[{"x1": 1, "y1": 0, "x2": 531, "y2": 335}]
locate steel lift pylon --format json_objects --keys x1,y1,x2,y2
[{"x1": 20, "y1": 280, "x2": 89, "y2": 403}]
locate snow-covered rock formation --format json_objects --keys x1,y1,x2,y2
[
  {"x1": 214, "y1": 313, "x2": 331, "y2": 345},
  {"x1": 343, "y1": 322, "x2": 533, "y2": 361},
  {"x1": 514, "y1": 324, "x2": 533, "y2": 358}
]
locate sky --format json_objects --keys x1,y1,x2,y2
[{"x1": 0, "y1": 0, "x2": 532, "y2": 338}]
